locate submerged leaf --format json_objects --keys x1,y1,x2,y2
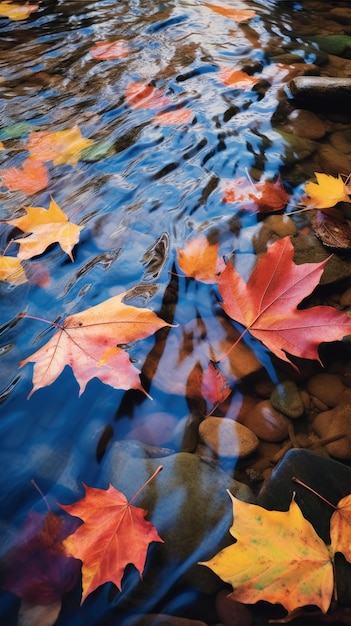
[
  {"x1": 125, "y1": 81, "x2": 171, "y2": 110},
  {"x1": 0, "y1": 1, "x2": 38, "y2": 20},
  {"x1": 219, "y1": 68, "x2": 260, "y2": 89},
  {"x1": 309, "y1": 208, "x2": 351, "y2": 249},
  {"x1": 177, "y1": 234, "x2": 225, "y2": 283},
  {"x1": 90, "y1": 40, "x2": 129, "y2": 60},
  {"x1": 0, "y1": 255, "x2": 27, "y2": 285},
  {"x1": 0, "y1": 159, "x2": 48, "y2": 194},
  {"x1": 205, "y1": 3, "x2": 256, "y2": 22},
  {"x1": 27, "y1": 127, "x2": 94, "y2": 166},
  {"x1": 200, "y1": 492, "x2": 334, "y2": 613}
]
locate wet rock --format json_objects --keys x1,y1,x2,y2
[
  {"x1": 122, "y1": 616, "x2": 208, "y2": 626},
  {"x1": 100, "y1": 441, "x2": 254, "y2": 611},
  {"x1": 258, "y1": 449, "x2": 351, "y2": 605},
  {"x1": 216, "y1": 590, "x2": 253, "y2": 626},
  {"x1": 292, "y1": 234, "x2": 351, "y2": 285},
  {"x1": 285, "y1": 109, "x2": 326, "y2": 140},
  {"x1": 270, "y1": 380, "x2": 304, "y2": 418},
  {"x1": 307, "y1": 373, "x2": 346, "y2": 408},
  {"x1": 253, "y1": 215, "x2": 297, "y2": 254},
  {"x1": 198, "y1": 417, "x2": 259, "y2": 459},
  {"x1": 274, "y1": 129, "x2": 316, "y2": 166},
  {"x1": 312, "y1": 403, "x2": 351, "y2": 460},
  {"x1": 318, "y1": 143, "x2": 351, "y2": 177},
  {"x1": 288, "y1": 76, "x2": 351, "y2": 100},
  {"x1": 126, "y1": 412, "x2": 178, "y2": 447},
  {"x1": 238, "y1": 400, "x2": 290, "y2": 443},
  {"x1": 340, "y1": 286, "x2": 351, "y2": 307}
]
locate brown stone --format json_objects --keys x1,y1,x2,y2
[
  {"x1": 238, "y1": 400, "x2": 290, "y2": 442},
  {"x1": 312, "y1": 403, "x2": 351, "y2": 461},
  {"x1": 285, "y1": 109, "x2": 326, "y2": 140},
  {"x1": 307, "y1": 373, "x2": 346, "y2": 408},
  {"x1": 198, "y1": 417, "x2": 259, "y2": 458}
]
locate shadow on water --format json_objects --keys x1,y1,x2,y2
[{"x1": 1, "y1": 0, "x2": 351, "y2": 624}]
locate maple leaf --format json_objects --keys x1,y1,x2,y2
[
  {"x1": 302, "y1": 172, "x2": 351, "y2": 209},
  {"x1": 202, "y1": 361, "x2": 231, "y2": 405},
  {"x1": 177, "y1": 234, "x2": 225, "y2": 283},
  {"x1": 200, "y1": 492, "x2": 334, "y2": 613},
  {"x1": 0, "y1": 254, "x2": 27, "y2": 284},
  {"x1": 205, "y1": 3, "x2": 256, "y2": 22},
  {"x1": 223, "y1": 176, "x2": 289, "y2": 213},
  {"x1": 0, "y1": 1, "x2": 38, "y2": 20},
  {"x1": 219, "y1": 68, "x2": 260, "y2": 89},
  {"x1": 309, "y1": 208, "x2": 351, "y2": 249},
  {"x1": 0, "y1": 158, "x2": 48, "y2": 194},
  {"x1": 26, "y1": 127, "x2": 94, "y2": 166},
  {"x1": 154, "y1": 108, "x2": 194, "y2": 125},
  {"x1": 20, "y1": 290, "x2": 172, "y2": 396},
  {"x1": 330, "y1": 494, "x2": 351, "y2": 562},
  {"x1": 2, "y1": 510, "x2": 80, "y2": 604},
  {"x1": 7, "y1": 197, "x2": 83, "y2": 261},
  {"x1": 125, "y1": 81, "x2": 171, "y2": 110},
  {"x1": 217, "y1": 236, "x2": 351, "y2": 365},
  {"x1": 59, "y1": 477, "x2": 163, "y2": 603},
  {"x1": 90, "y1": 40, "x2": 130, "y2": 60}
]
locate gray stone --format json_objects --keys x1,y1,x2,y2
[
  {"x1": 288, "y1": 76, "x2": 351, "y2": 100},
  {"x1": 270, "y1": 380, "x2": 304, "y2": 418}
]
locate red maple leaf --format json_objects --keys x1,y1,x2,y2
[
  {"x1": 90, "y1": 40, "x2": 129, "y2": 60},
  {"x1": 59, "y1": 472, "x2": 163, "y2": 603},
  {"x1": 217, "y1": 236, "x2": 351, "y2": 365},
  {"x1": 222, "y1": 176, "x2": 289, "y2": 213}
]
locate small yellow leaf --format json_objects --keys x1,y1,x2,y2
[
  {"x1": 303, "y1": 172, "x2": 351, "y2": 209},
  {"x1": 27, "y1": 127, "x2": 94, "y2": 166},
  {"x1": 0, "y1": 255, "x2": 27, "y2": 285},
  {"x1": 0, "y1": 1, "x2": 38, "y2": 20}
]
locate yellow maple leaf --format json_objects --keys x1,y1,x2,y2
[
  {"x1": 0, "y1": 1, "x2": 39, "y2": 20},
  {"x1": 200, "y1": 491, "x2": 334, "y2": 614},
  {"x1": 303, "y1": 172, "x2": 351, "y2": 209},
  {"x1": 7, "y1": 197, "x2": 83, "y2": 261},
  {"x1": 0, "y1": 255, "x2": 27, "y2": 285},
  {"x1": 27, "y1": 127, "x2": 94, "y2": 166}
]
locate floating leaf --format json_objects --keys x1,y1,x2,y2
[
  {"x1": 205, "y1": 3, "x2": 256, "y2": 22},
  {"x1": 302, "y1": 172, "x2": 351, "y2": 209},
  {"x1": 0, "y1": 254, "x2": 27, "y2": 285},
  {"x1": 81, "y1": 140, "x2": 116, "y2": 162},
  {"x1": 223, "y1": 176, "x2": 289, "y2": 213},
  {"x1": 330, "y1": 494, "x2": 351, "y2": 562},
  {"x1": 125, "y1": 81, "x2": 171, "y2": 110},
  {"x1": 0, "y1": 1, "x2": 39, "y2": 20},
  {"x1": 7, "y1": 197, "x2": 83, "y2": 261},
  {"x1": 154, "y1": 108, "x2": 194, "y2": 125},
  {"x1": 0, "y1": 121, "x2": 33, "y2": 140},
  {"x1": 27, "y1": 127, "x2": 94, "y2": 166},
  {"x1": 0, "y1": 158, "x2": 49, "y2": 194},
  {"x1": 219, "y1": 68, "x2": 260, "y2": 89}
]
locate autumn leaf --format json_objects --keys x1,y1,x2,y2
[
  {"x1": 154, "y1": 108, "x2": 194, "y2": 125},
  {"x1": 6, "y1": 197, "x2": 83, "y2": 261},
  {"x1": 302, "y1": 172, "x2": 351, "y2": 209},
  {"x1": 2, "y1": 510, "x2": 80, "y2": 604},
  {"x1": 219, "y1": 68, "x2": 260, "y2": 89},
  {"x1": 90, "y1": 40, "x2": 130, "y2": 60},
  {"x1": 125, "y1": 81, "x2": 171, "y2": 110},
  {"x1": 205, "y1": 3, "x2": 256, "y2": 22},
  {"x1": 200, "y1": 492, "x2": 334, "y2": 613},
  {"x1": 217, "y1": 236, "x2": 351, "y2": 365},
  {"x1": 177, "y1": 234, "x2": 225, "y2": 283},
  {"x1": 202, "y1": 361, "x2": 231, "y2": 405},
  {"x1": 59, "y1": 473, "x2": 163, "y2": 602},
  {"x1": 0, "y1": 1, "x2": 38, "y2": 20},
  {"x1": 26, "y1": 127, "x2": 94, "y2": 166},
  {"x1": 20, "y1": 290, "x2": 172, "y2": 396},
  {"x1": 309, "y1": 208, "x2": 351, "y2": 250},
  {"x1": 329, "y1": 494, "x2": 351, "y2": 562},
  {"x1": 0, "y1": 254, "x2": 27, "y2": 284},
  {"x1": 0, "y1": 158, "x2": 48, "y2": 194},
  {"x1": 223, "y1": 176, "x2": 289, "y2": 213}
]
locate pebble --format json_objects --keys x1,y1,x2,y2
[
  {"x1": 270, "y1": 380, "x2": 304, "y2": 418},
  {"x1": 340, "y1": 286, "x2": 351, "y2": 307},
  {"x1": 307, "y1": 373, "x2": 346, "y2": 408},
  {"x1": 318, "y1": 143, "x2": 351, "y2": 177},
  {"x1": 312, "y1": 403, "x2": 351, "y2": 460},
  {"x1": 216, "y1": 590, "x2": 253, "y2": 626},
  {"x1": 238, "y1": 400, "x2": 290, "y2": 442},
  {"x1": 198, "y1": 417, "x2": 259, "y2": 458},
  {"x1": 285, "y1": 109, "x2": 326, "y2": 140}
]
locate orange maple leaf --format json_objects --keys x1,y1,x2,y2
[
  {"x1": 177, "y1": 234, "x2": 225, "y2": 283},
  {"x1": 7, "y1": 197, "x2": 83, "y2": 261},
  {"x1": 0, "y1": 254, "x2": 27, "y2": 285},
  {"x1": 205, "y1": 3, "x2": 256, "y2": 22},
  {"x1": 59, "y1": 476, "x2": 163, "y2": 603},
  {"x1": 26, "y1": 126, "x2": 94, "y2": 166},
  {"x1": 0, "y1": 158, "x2": 48, "y2": 194},
  {"x1": 219, "y1": 68, "x2": 260, "y2": 89},
  {"x1": 90, "y1": 40, "x2": 130, "y2": 60},
  {"x1": 0, "y1": 1, "x2": 38, "y2": 20},
  {"x1": 329, "y1": 494, "x2": 351, "y2": 562},
  {"x1": 154, "y1": 108, "x2": 194, "y2": 125},
  {"x1": 217, "y1": 236, "x2": 351, "y2": 365},
  {"x1": 20, "y1": 290, "x2": 172, "y2": 396},
  {"x1": 125, "y1": 81, "x2": 171, "y2": 110},
  {"x1": 222, "y1": 176, "x2": 289, "y2": 213}
]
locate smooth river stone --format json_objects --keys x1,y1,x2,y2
[
  {"x1": 307, "y1": 373, "x2": 346, "y2": 408},
  {"x1": 270, "y1": 380, "x2": 304, "y2": 418},
  {"x1": 198, "y1": 417, "x2": 259, "y2": 458}
]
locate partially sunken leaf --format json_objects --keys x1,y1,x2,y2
[
  {"x1": 223, "y1": 176, "x2": 289, "y2": 213},
  {"x1": 0, "y1": 255, "x2": 27, "y2": 285},
  {"x1": 0, "y1": 1, "x2": 38, "y2": 20},
  {"x1": 154, "y1": 108, "x2": 194, "y2": 125},
  {"x1": 330, "y1": 494, "x2": 351, "y2": 562},
  {"x1": 20, "y1": 290, "x2": 172, "y2": 396},
  {"x1": 7, "y1": 197, "x2": 83, "y2": 261},
  {"x1": 0, "y1": 158, "x2": 48, "y2": 194},
  {"x1": 125, "y1": 81, "x2": 171, "y2": 110},
  {"x1": 177, "y1": 234, "x2": 225, "y2": 283},
  {"x1": 217, "y1": 236, "x2": 351, "y2": 365},
  {"x1": 60, "y1": 482, "x2": 163, "y2": 603},
  {"x1": 27, "y1": 127, "x2": 94, "y2": 166},
  {"x1": 200, "y1": 492, "x2": 334, "y2": 613},
  {"x1": 303, "y1": 172, "x2": 351, "y2": 209},
  {"x1": 219, "y1": 68, "x2": 260, "y2": 89},
  {"x1": 202, "y1": 361, "x2": 231, "y2": 405},
  {"x1": 205, "y1": 3, "x2": 256, "y2": 22},
  {"x1": 90, "y1": 40, "x2": 129, "y2": 60},
  {"x1": 309, "y1": 208, "x2": 351, "y2": 250}
]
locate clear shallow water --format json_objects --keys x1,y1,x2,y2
[{"x1": 1, "y1": 1, "x2": 351, "y2": 624}]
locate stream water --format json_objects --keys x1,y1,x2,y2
[{"x1": 1, "y1": 1, "x2": 351, "y2": 625}]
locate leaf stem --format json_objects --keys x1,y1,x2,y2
[
  {"x1": 129, "y1": 465, "x2": 163, "y2": 506},
  {"x1": 292, "y1": 476, "x2": 337, "y2": 510},
  {"x1": 19, "y1": 311, "x2": 63, "y2": 329},
  {"x1": 31, "y1": 479, "x2": 51, "y2": 512}
]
